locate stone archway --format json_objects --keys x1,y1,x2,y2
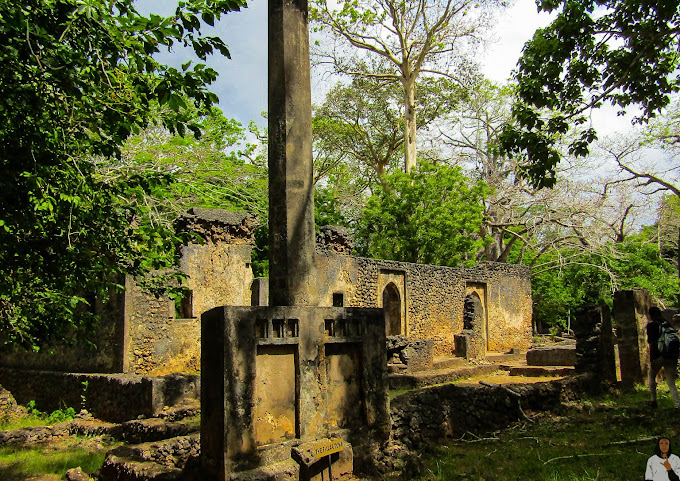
[
  {"x1": 461, "y1": 292, "x2": 486, "y2": 359},
  {"x1": 463, "y1": 292, "x2": 483, "y2": 332},
  {"x1": 383, "y1": 282, "x2": 402, "y2": 336}
]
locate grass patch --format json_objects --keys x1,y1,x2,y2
[
  {"x1": 0, "y1": 440, "x2": 111, "y2": 480},
  {"x1": 0, "y1": 400, "x2": 78, "y2": 432},
  {"x1": 410, "y1": 383, "x2": 680, "y2": 481}
]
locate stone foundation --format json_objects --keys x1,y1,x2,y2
[
  {"x1": 0, "y1": 369, "x2": 199, "y2": 423},
  {"x1": 378, "y1": 375, "x2": 598, "y2": 473}
]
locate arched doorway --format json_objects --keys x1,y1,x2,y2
[
  {"x1": 462, "y1": 291, "x2": 486, "y2": 358},
  {"x1": 463, "y1": 292, "x2": 483, "y2": 332},
  {"x1": 383, "y1": 283, "x2": 402, "y2": 336}
]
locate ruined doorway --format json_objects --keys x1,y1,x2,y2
[
  {"x1": 463, "y1": 283, "x2": 488, "y2": 357},
  {"x1": 383, "y1": 282, "x2": 402, "y2": 336},
  {"x1": 464, "y1": 293, "x2": 484, "y2": 331}
]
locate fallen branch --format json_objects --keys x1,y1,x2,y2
[
  {"x1": 605, "y1": 436, "x2": 657, "y2": 447},
  {"x1": 463, "y1": 436, "x2": 501, "y2": 443},
  {"x1": 479, "y1": 381, "x2": 521, "y2": 397},
  {"x1": 457, "y1": 431, "x2": 481, "y2": 441},
  {"x1": 543, "y1": 452, "x2": 614, "y2": 465}
]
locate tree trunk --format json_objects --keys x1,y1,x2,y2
[{"x1": 403, "y1": 78, "x2": 417, "y2": 173}]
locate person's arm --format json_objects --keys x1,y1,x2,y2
[{"x1": 668, "y1": 455, "x2": 680, "y2": 481}]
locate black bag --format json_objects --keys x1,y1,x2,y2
[{"x1": 658, "y1": 321, "x2": 680, "y2": 358}]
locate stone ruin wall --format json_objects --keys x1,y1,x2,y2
[
  {"x1": 316, "y1": 251, "x2": 532, "y2": 356},
  {"x1": 469, "y1": 263, "x2": 533, "y2": 352},
  {"x1": 0, "y1": 214, "x2": 531, "y2": 375},
  {"x1": 125, "y1": 218, "x2": 255, "y2": 376},
  {"x1": 123, "y1": 277, "x2": 201, "y2": 376}
]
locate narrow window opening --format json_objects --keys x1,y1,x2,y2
[{"x1": 333, "y1": 293, "x2": 344, "y2": 307}]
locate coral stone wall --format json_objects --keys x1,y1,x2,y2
[
  {"x1": 470, "y1": 263, "x2": 533, "y2": 352},
  {"x1": 316, "y1": 252, "x2": 532, "y2": 356},
  {"x1": 124, "y1": 209, "x2": 256, "y2": 375},
  {"x1": 125, "y1": 242, "x2": 253, "y2": 375},
  {"x1": 180, "y1": 243, "x2": 254, "y2": 317}
]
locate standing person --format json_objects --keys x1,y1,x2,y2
[
  {"x1": 647, "y1": 306, "x2": 680, "y2": 408},
  {"x1": 646, "y1": 437, "x2": 680, "y2": 481}
]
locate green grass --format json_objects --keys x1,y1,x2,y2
[
  {"x1": 0, "y1": 401, "x2": 77, "y2": 431},
  {"x1": 410, "y1": 383, "x2": 680, "y2": 481},
  {"x1": 0, "y1": 442, "x2": 109, "y2": 480}
]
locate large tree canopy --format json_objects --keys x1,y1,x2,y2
[
  {"x1": 311, "y1": 0, "x2": 503, "y2": 173},
  {"x1": 499, "y1": 0, "x2": 680, "y2": 188},
  {"x1": 0, "y1": 0, "x2": 244, "y2": 348}
]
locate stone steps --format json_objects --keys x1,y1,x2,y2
[
  {"x1": 432, "y1": 356, "x2": 467, "y2": 370},
  {"x1": 509, "y1": 366, "x2": 576, "y2": 377},
  {"x1": 0, "y1": 402, "x2": 200, "y2": 449},
  {"x1": 389, "y1": 364, "x2": 500, "y2": 390},
  {"x1": 98, "y1": 433, "x2": 200, "y2": 481}
]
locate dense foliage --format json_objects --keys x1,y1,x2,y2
[
  {"x1": 119, "y1": 108, "x2": 267, "y2": 219},
  {"x1": 355, "y1": 163, "x2": 490, "y2": 266},
  {"x1": 0, "y1": 0, "x2": 245, "y2": 348},
  {"x1": 500, "y1": 0, "x2": 680, "y2": 188},
  {"x1": 530, "y1": 228, "x2": 680, "y2": 330}
]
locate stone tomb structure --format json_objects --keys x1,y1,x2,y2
[
  {"x1": 199, "y1": 0, "x2": 391, "y2": 477},
  {"x1": 200, "y1": 306, "x2": 390, "y2": 479}
]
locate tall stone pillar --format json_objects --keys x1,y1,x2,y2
[
  {"x1": 573, "y1": 305, "x2": 616, "y2": 381},
  {"x1": 613, "y1": 289, "x2": 653, "y2": 389},
  {"x1": 268, "y1": 0, "x2": 318, "y2": 307}
]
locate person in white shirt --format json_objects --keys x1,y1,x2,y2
[{"x1": 646, "y1": 437, "x2": 680, "y2": 481}]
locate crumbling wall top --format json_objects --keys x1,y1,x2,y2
[
  {"x1": 316, "y1": 225, "x2": 354, "y2": 254},
  {"x1": 175, "y1": 207, "x2": 258, "y2": 244}
]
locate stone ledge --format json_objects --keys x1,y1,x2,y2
[
  {"x1": 510, "y1": 366, "x2": 575, "y2": 377},
  {"x1": 526, "y1": 346, "x2": 576, "y2": 366},
  {"x1": 388, "y1": 364, "x2": 499, "y2": 390}
]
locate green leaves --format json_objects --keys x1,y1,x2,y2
[
  {"x1": 355, "y1": 162, "x2": 490, "y2": 266},
  {"x1": 0, "y1": 0, "x2": 245, "y2": 349},
  {"x1": 500, "y1": 0, "x2": 680, "y2": 187}
]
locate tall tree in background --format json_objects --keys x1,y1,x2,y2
[
  {"x1": 439, "y1": 81, "x2": 629, "y2": 270},
  {"x1": 310, "y1": 0, "x2": 504, "y2": 173},
  {"x1": 313, "y1": 76, "x2": 405, "y2": 190},
  {"x1": 312, "y1": 72, "x2": 464, "y2": 226},
  {"x1": 0, "y1": 0, "x2": 244, "y2": 348},
  {"x1": 500, "y1": 0, "x2": 680, "y2": 188}
]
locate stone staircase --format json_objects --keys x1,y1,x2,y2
[{"x1": 388, "y1": 340, "x2": 578, "y2": 390}]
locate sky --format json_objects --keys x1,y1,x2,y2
[{"x1": 138, "y1": 0, "x2": 637, "y2": 136}]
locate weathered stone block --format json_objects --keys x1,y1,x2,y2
[
  {"x1": 201, "y1": 306, "x2": 389, "y2": 481},
  {"x1": 613, "y1": 289, "x2": 653, "y2": 387},
  {"x1": 399, "y1": 339, "x2": 434, "y2": 372},
  {"x1": 573, "y1": 305, "x2": 616, "y2": 381},
  {"x1": 526, "y1": 346, "x2": 576, "y2": 366}
]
